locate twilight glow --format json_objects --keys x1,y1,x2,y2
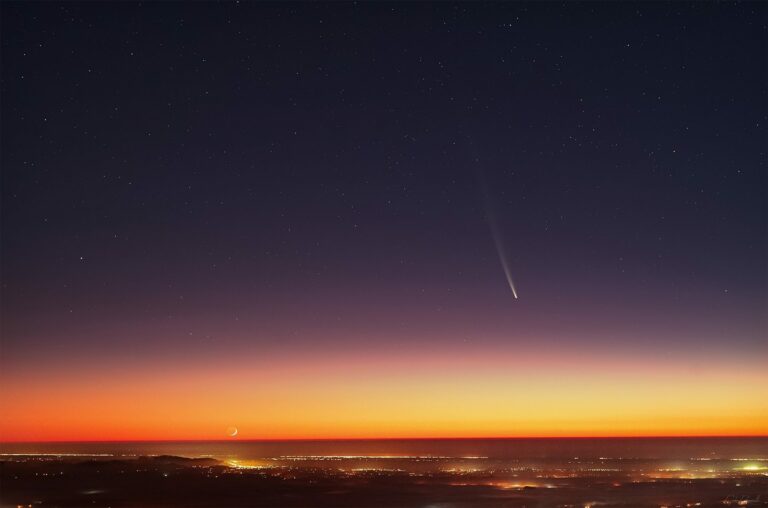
[{"x1": 2, "y1": 339, "x2": 766, "y2": 440}]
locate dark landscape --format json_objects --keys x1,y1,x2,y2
[{"x1": 2, "y1": 439, "x2": 768, "y2": 508}]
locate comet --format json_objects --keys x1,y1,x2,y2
[
  {"x1": 485, "y1": 206, "x2": 519, "y2": 299},
  {"x1": 470, "y1": 143, "x2": 518, "y2": 299}
]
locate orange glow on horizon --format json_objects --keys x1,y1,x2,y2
[{"x1": 1, "y1": 347, "x2": 766, "y2": 442}]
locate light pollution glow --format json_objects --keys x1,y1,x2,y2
[{"x1": 1, "y1": 345, "x2": 766, "y2": 442}]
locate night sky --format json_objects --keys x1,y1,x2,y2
[{"x1": 1, "y1": 3, "x2": 766, "y2": 440}]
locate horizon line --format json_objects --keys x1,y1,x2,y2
[{"x1": 2, "y1": 434, "x2": 767, "y2": 445}]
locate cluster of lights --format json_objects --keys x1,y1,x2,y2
[
  {"x1": 227, "y1": 459, "x2": 271, "y2": 470},
  {"x1": 276, "y1": 455, "x2": 486, "y2": 460}
]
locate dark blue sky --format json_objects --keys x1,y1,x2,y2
[{"x1": 1, "y1": 2, "x2": 765, "y2": 367}]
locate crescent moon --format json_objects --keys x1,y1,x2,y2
[{"x1": 227, "y1": 426, "x2": 238, "y2": 437}]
